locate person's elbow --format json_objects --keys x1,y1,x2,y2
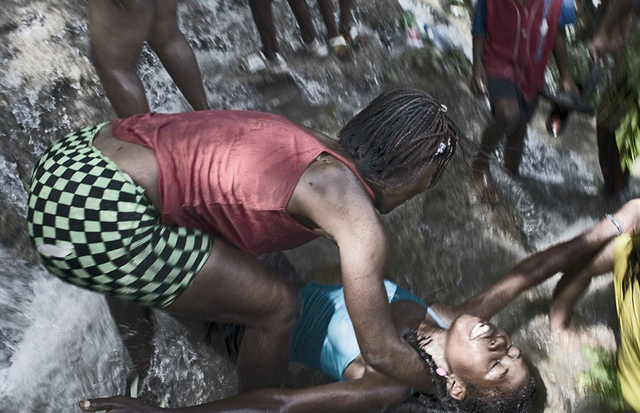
[{"x1": 359, "y1": 340, "x2": 398, "y2": 375}]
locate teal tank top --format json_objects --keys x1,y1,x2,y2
[{"x1": 291, "y1": 280, "x2": 446, "y2": 381}]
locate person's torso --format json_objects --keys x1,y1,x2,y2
[
  {"x1": 291, "y1": 280, "x2": 429, "y2": 381},
  {"x1": 483, "y1": 0, "x2": 564, "y2": 100},
  {"x1": 111, "y1": 110, "x2": 373, "y2": 256}
]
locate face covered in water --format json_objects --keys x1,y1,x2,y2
[{"x1": 444, "y1": 314, "x2": 530, "y2": 401}]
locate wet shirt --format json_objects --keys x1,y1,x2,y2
[
  {"x1": 614, "y1": 233, "x2": 640, "y2": 412},
  {"x1": 291, "y1": 280, "x2": 442, "y2": 381},
  {"x1": 471, "y1": 0, "x2": 576, "y2": 101},
  {"x1": 111, "y1": 110, "x2": 375, "y2": 256}
]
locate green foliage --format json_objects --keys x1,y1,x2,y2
[
  {"x1": 578, "y1": 345, "x2": 631, "y2": 411},
  {"x1": 609, "y1": 35, "x2": 640, "y2": 172}
]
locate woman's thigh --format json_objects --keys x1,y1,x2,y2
[{"x1": 167, "y1": 237, "x2": 300, "y2": 328}]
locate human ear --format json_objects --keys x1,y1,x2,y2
[{"x1": 447, "y1": 374, "x2": 467, "y2": 401}]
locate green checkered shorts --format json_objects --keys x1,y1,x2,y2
[{"x1": 27, "y1": 123, "x2": 213, "y2": 308}]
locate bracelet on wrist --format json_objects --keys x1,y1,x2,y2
[{"x1": 604, "y1": 213, "x2": 625, "y2": 235}]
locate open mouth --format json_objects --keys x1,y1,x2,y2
[{"x1": 469, "y1": 320, "x2": 494, "y2": 340}]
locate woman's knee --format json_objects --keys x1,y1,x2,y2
[{"x1": 270, "y1": 282, "x2": 302, "y2": 327}]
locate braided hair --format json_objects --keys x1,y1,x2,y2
[
  {"x1": 404, "y1": 330, "x2": 536, "y2": 413},
  {"x1": 338, "y1": 88, "x2": 460, "y2": 191}
]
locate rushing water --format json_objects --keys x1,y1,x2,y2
[{"x1": 1, "y1": 0, "x2": 638, "y2": 412}]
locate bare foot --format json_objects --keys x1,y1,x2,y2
[
  {"x1": 472, "y1": 166, "x2": 500, "y2": 203},
  {"x1": 79, "y1": 396, "x2": 159, "y2": 413}
]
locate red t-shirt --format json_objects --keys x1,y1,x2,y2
[
  {"x1": 111, "y1": 110, "x2": 375, "y2": 256},
  {"x1": 479, "y1": 0, "x2": 565, "y2": 101}
]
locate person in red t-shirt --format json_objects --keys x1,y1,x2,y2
[
  {"x1": 470, "y1": 0, "x2": 578, "y2": 202},
  {"x1": 27, "y1": 89, "x2": 460, "y2": 395}
]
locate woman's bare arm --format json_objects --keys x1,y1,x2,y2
[
  {"x1": 79, "y1": 370, "x2": 410, "y2": 413},
  {"x1": 288, "y1": 158, "x2": 431, "y2": 389},
  {"x1": 452, "y1": 199, "x2": 640, "y2": 320}
]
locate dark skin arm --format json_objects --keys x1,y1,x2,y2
[
  {"x1": 287, "y1": 155, "x2": 430, "y2": 388},
  {"x1": 446, "y1": 199, "x2": 640, "y2": 321},
  {"x1": 471, "y1": 34, "x2": 487, "y2": 96},
  {"x1": 79, "y1": 369, "x2": 410, "y2": 413},
  {"x1": 553, "y1": 29, "x2": 578, "y2": 94}
]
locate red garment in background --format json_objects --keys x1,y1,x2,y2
[
  {"x1": 482, "y1": 0, "x2": 563, "y2": 101},
  {"x1": 112, "y1": 110, "x2": 375, "y2": 256}
]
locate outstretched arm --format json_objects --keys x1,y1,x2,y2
[
  {"x1": 79, "y1": 370, "x2": 410, "y2": 413},
  {"x1": 454, "y1": 199, "x2": 640, "y2": 320}
]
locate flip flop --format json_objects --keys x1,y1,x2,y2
[{"x1": 329, "y1": 35, "x2": 350, "y2": 59}]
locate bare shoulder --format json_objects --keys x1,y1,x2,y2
[{"x1": 287, "y1": 154, "x2": 378, "y2": 228}]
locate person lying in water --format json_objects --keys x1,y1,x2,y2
[
  {"x1": 75, "y1": 201, "x2": 638, "y2": 413},
  {"x1": 26, "y1": 89, "x2": 459, "y2": 393}
]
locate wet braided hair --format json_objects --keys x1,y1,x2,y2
[
  {"x1": 404, "y1": 330, "x2": 536, "y2": 413},
  {"x1": 338, "y1": 88, "x2": 461, "y2": 191}
]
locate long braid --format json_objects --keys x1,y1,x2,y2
[{"x1": 338, "y1": 89, "x2": 460, "y2": 190}]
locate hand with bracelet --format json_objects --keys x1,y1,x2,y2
[{"x1": 548, "y1": 198, "x2": 640, "y2": 340}]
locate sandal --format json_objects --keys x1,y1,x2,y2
[
  {"x1": 329, "y1": 35, "x2": 350, "y2": 59},
  {"x1": 242, "y1": 52, "x2": 289, "y2": 74},
  {"x1": 304, "y1": 38, "x2": 329, "y2": 57},
  {"x1": 342, "y1": 27, "x2": 362, "y2": 50}
]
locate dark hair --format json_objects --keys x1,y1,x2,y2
[
  {"x1": 404, "y1": 330, "x2": 535, "y2": 413},
  {"x1": 337, "y1": 88, "x2": 460, "y2": 191}
]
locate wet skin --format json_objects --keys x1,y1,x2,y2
[
  {"x1": 77, "y1": 301, "x2": 531, "y2": 413},
  {"x1": 445, "y1": 314, "x2": 529, "y2": 396},
  {"x1": 92, "y1": 121, "x2": 437, "y2": 392}
]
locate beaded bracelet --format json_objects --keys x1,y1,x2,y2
[{"x1": 604, "y1": 213, "x2": 625, "y2": 235}]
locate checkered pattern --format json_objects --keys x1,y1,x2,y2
[{"x1": 27, "y1": 124, "x2": 212, "y2": 308}]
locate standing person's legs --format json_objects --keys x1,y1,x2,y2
[
  {"x1": 597, "y1": 123, "x2": 630, "y2": 198},
  {"x1": 338, "y1": 0, "x2": 354, "y2": 36},
  {"x1": 147, "y1": 0, "x2": 209, "y2": 112},
  {"x1": 285, "y1": 0, "x2": 318, "y2": 44},
  {"x1": 472, "y1": 79, "x2": 522, "y2": 202},
  {"x1": 504, "y1": 97, "x2": 538, "y2": 177},
  {"x1": 88, "y1": 0, "x2": 155, "y2": 118},
  {"x1": 316, "y1": 0, "x2": 340, "y2": 38},
  {"x1": 167, "y1": 238, "x2": 301, "y2": 393},
  {"x1": 248, "y1": 0, "x2": 280, "y2": 60}
]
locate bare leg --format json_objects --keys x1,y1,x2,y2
[
  {"x1": 88, "y1": 0, "x2": 154, "y2": 117},
  {"x1": 338, "y1": 0, "x2": 354, "y2": 35},
  {"x1": 316, "y1": 0, "x2": 340, "y2": 38},
  {"x1": 106, "y1": 298, "x2": 157, "y2": 402},
  {"x1": 147, "y1": 0, "x2": 209, "y2": 111},
  {"x1": 472, "y1": 97, "x2": 521, "y2": 203},
  {"x1": 248, "y1": 0, "x2": 279, "y2": 60},
  {"x1": 504, "y1": 99, "x2": 537, "y2": 177},
  {"x1": 166, "y1": 238, "x2": 301, "y2": 392},
  {"x1": 285, "y1": 0, "x2": 318, "y2": 44},
  {"x1": 549, "y1": 238, "x2": 616, "y2": 333}
]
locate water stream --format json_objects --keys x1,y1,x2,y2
[{"x1": 1, "y1": 0, "x2": 638, "y2": 412}]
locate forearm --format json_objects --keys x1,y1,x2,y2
[
  {"x1": 165, "y1": 389, "x2": 286, "y2": 413},
  {"x1": 343, "y1": 275, "x2": 430, "y2": 388},
  {"x1": 549, "y1": 238, "x2": 617, "y2": 330},
  {"x1": 472, "y1": 35, "x2": 485, "y2": 70},
  {"x1": 460, "y1": 214, "x2": 622, "y2": 319},
  {"x1": 553, "y1": 29, "x2": 572, "y2": 83},
  {"x1": 600, "y1": 0, "x2": 634, "y2": 36}
]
